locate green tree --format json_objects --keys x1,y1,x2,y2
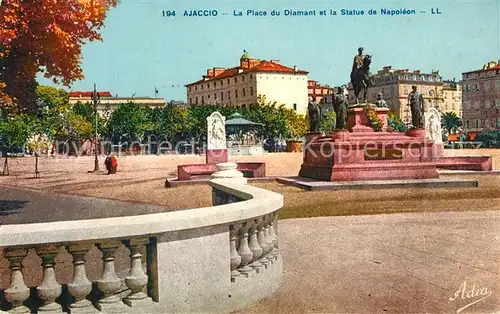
[
  {"x1": 283, "y1": 108, "x2": 308, "y2": 140},
  {"x1": 242, "y1": 95, "x2": 288, "y2": 141},
  {"x1": 72, "y1": 101, "x2": 107, "y2": 139},
  {"x1": 155, "y1": 105, "x2": 194, "y2": 142},
  {"x1": 105, "y1": 102, "x2": 154, "y2": 143},
  {"x1": 0, "y1": 115, "x2": 31, "y2": 175},
  {"x1": 475, "y1": 130, "x2": 500, "y2": 148},
  {"x1": 441, "y1": 112, "x2": 462, "y2": 134},
  {"x1": 35, "y1": 86, "x2": 94, "y2": 147},
  {"x1": 35, "y1": 85, "x2": 69, "y2": 110}
]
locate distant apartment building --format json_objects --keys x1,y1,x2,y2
[
  {"x1": 348, "y1": 66, "x2": 444, "y2": 123},
  {"x1": 461, "y1": 60, "x2": 500, "y2": 138},
  {"x1": 441, "y1": 80, "x2": 462, "y2": 117},
  {"x1": 308, "y1": 80, "x2": 334, "y2": 103},
  {"x1": 68, "y1": 91, "x2": 166, "y2": 115},
  {"x1": 185, "y1": 52, "x2": 309, "y2": 115}
]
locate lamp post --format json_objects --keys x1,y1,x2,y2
[{"x1": 91, "y1": 83, "x2": 100, "y2": 172}]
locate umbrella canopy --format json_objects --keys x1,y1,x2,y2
[{"x1": 225, "y1": 113, "x2": 264, "y2": 127}]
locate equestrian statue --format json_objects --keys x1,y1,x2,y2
[{"x1": 350, "y1": 47, "x2": 373, "y2": 104}]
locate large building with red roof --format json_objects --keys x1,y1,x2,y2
[
  {"x1": 461, "y1": 60, "x2": 500, "y2": 138},
  {"x1": 185, "y1": 51, "x2": 309, "y2": 114}
]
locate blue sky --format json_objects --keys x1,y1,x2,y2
[{"x1": 39, "y1": 0, "x2": 499, "y2": 101}]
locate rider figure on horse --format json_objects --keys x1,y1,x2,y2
[
  {"x1": 351, "y1": 47, "x2": 365, "y2": 82},
  {"x1": 350, "y1": 47, "x2": 372, "y2": 104}
]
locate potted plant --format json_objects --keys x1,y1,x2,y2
[{"x1": 284, "y1": 110, "x2": 308, "y2": 152}]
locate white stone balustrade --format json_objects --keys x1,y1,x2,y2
[
  {"x1": 67, "y1": 243, "x2": 93, "y2": 313},
  {"x1": 0, "y1": 163, "x2": 283, "y2": 313}
]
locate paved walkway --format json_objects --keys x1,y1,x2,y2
[
  {"x1": 240, "y1": 211, "x2": 500, "y2": 314},
  {"x1": 0, "y1": 186, "x2": 169, "y2": 225}
]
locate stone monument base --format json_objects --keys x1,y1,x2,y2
[
  {"x1": 406, "y1": 128, "x2": 426, "y2": 138},
  {"x1": 299, "y1": 104, "x2": 439, "y2": 182},
  {"x1": 299, "y1": 131, "x2": 439, "y2": 181},
  {"x1": 206, "y1": 148, "x2": 228, "y2": 165},
  {"x1": 299, "y1": 104, "x2": 492, "y2": 182}
]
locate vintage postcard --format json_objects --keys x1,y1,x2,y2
[{"x1": 0, "y1": 0, "x2": 499, "y2": 313}]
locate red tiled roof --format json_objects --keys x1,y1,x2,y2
[
  {"x1": 69, "y1": 91, "x2": 113, "y2": 97},
  {"x1": 246, "y1": 60, "x2": 308, "y2": 74},
  {"x1": 211, "y1": 68, "x2": 240, "y2": 80},
  {"x1": 462, "y1": 64, "x2": 500, "y2": 74},
  {"x1": 186, "y1": 60, "x2": 308, "y2": 86}
]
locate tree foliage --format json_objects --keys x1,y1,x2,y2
[
  {"x1": 283, "y1": 108, "x2": 308, "y2": 140},
  {"x1": 0, "y1": 0, "x2": 117, "y2": 111},
  {"x1": 474, "y1": 130, "x2": 500, "y2": 148},
  {"x1": 35, "y1": 86, "x2": 93, "y2": 142},
  {"x1": 0, "y1": 115, "x2": 30, "y2": 153},
  {"x1": 0, "y1": 86, "x2": 312, "y2": 156},
  {"x1": 105, "y1": 102, "x2": 154, "y2": 142},
  {"x1": 441, "y1": 112, "x2": 462, "y2": 134},
  {"x1": 27, "y1": 133, "x2": 51, "y2": 154}
]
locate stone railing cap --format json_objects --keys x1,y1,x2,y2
[{"x1": 0, "y1": 180, "x2": 283, "y2": 247}]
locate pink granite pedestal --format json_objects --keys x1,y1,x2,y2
[
  {"x1": 299, "y1": 105, "x2": 440, "y2": 181},
  {"x1": 206, "y1": 149, "x2": 228, "y2": 165},
  {"x1": 347, "y1": 105, "x2": 390, "y2": 132}
]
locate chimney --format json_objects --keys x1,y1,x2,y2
[
  {"x1": 271, "y1": 59, "x2": 280, "y2": 64},
  {"x1": 240, "y1": 59, "x2": 249, "y2": 69},
  {"x1": 293, "y1": 65, "x2": 298, "y2": 72},
  {"x1": 249, "y1": 58, "x2": 260, "y2": 68},
  {"x1": 214, "y1": 68, "x2": 226, "y2": 76},
  {"x1": 207, "y1": 68, "x2": 215, "y2": 77}
]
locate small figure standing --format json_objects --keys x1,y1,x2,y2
[
  {"x1": 374, "y1": 92, "x2": 387, "y2": 108},
  {"x1": 308, "y1": 97, "x2": 322, "y2": 132},
  {"x1": 407, "y1": 86, "x2": 425, "y2": 128},
  {"x1": 333, "y1": 88, "x2": 348, "y2": 129},
  {"x1": 104, "y1": 155, "x2": 118, "y2": 174}
]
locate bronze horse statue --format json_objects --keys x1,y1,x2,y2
[{"x1": 351, "y1": 55, "x2": 372, "y2": 104}]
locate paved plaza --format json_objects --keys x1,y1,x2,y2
[
  {"x1": 0, "y1": 151, "x2": 499, "y2": 313},
  {"x1": 241, "y1": 211, "x2": 500, "y2": 313}
]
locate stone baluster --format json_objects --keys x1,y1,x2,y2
[
  {"x1": 67, "y1": 243, "x2": 93, "y2": 313},
  {"x1": 236, "y1": 221, "x2": 254, "y2": 277},
  {"x1": 4, "y1": 248, "x2": 30, "y2": 314},
  {"x1": 274, "y1": 211, "x2": 280, "y2": 249},
  {"x1": 36, "y1": 245, "x2": 63, "y2": 313},
  {"x1": 248, "y1": 218, "x2": 263, "y2": 273},
  {"x1": 263, "y1": 216, "x2": 275, "y2": 263},
  {"x1": 269, "y1": 212, "x2": 279, "y2": 260},
  {"x1": 96, "y1": 241, "x2": 124, "y2": 312},
  {"x1": 229, "y1": 224, "x2": 241, "y2": 282},
  {"x1": 123, "y1": 238, "x2": 153, "y2": 307},
  {"x1": 257, "y1": 218, "x2": 271, "y2": 268}
]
